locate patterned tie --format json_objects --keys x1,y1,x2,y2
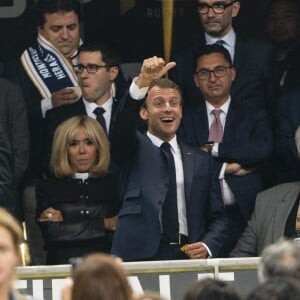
[
  {"x1": 208, "y1": 109, "x2": 223, "y2": 143},
  {"x1": 93, "y1": 107, "x2": 107, "y2": 133},
  {"x1": 160, "y1": 142, "x2": 179, "y2": 238}
]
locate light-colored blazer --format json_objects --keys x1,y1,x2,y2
[{"x1": 230, "y1": 182, "x2": 300, "y2": 257}]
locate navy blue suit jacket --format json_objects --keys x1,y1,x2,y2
[
  {"x1": 275, "y1": 88, "x2": 300, "y2": 182},
  {"x1": 110, "y1": 97, "x2": 227, "y2": 261},
  {"x1": 169, "y1": 34, "x2": 278, "y2": 119},
  {"x1": 178, "y1": 100, "x2": 273, "y2": 222}
]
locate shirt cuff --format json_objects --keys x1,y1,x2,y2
[
  {"x1": 201, "y1": 242, "x2": 213, "y2": 258},
  {"x1": 219, "y1": 163, "x2": 227, "y2": 180},
  {"x1": 41, "y1": 97, "x2": 53, "y2": 118},
  {"x1": 211, "y1": 143, "x2": 219, "y2": 157},
  {"x1": 129, "y1": 77, "x2": 149, "y2": 100}
]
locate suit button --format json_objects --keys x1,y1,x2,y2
[
  {"x1": 80, "y1": 195, "x2": 83, "y2": 199},
  {"x1": 86, "y1": 210, "x2": 90, "y2": 215},
  {"x1": 85, "y1": 196, "x2": 89, "y2": 199},
  {"x1": 80, "y1": 210, "x2": 84, "y2": 215}
]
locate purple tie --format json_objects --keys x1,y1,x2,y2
[{"x1": 208, "y1": 109, "x2": 223, "y2": 143}]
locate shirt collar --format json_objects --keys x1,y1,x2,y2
[
  {"x1": 205, "y1": 96, "x2": 231, "y2": 115},
  {"x1": 83, "y1": 96, "x2": 113, "y2": 116},
  {"x1": 73, "y1": 172, "x2": 89, "y2": 180},
  {"x1": 147, "y1": 132, "x2": 178, "y2": 153},
  {"x1": 205, "y1": 28, "x2": 236, "y2": 48}
]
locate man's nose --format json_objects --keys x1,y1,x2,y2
[{"x1": 60, "y1": 27, "x2": 69, "y2": 39}]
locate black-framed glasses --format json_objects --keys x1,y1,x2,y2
[
  {"x1": 194, "y1": 66, "x2": 233, "y2": 80},
  {"x1": 197, "y1": 1, "x2": 237, "y2": 14},
  {"x1": 73, "y1": 64, "x2": 109, "y2": 74}
]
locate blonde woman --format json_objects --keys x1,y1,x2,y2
[
  {"x1": 0, "y1": 207, "x2": 32, "y2": 300},
  {"x1": 36, "y1": 116, "x2": 120, "y2": 265}
]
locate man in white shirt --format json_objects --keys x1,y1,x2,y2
[
  {"x1": 179, "y1": 44, "x2": 273, "y2": 256},
  {"x1": 111, "y1": 56, "x2": 227, "y2": 261},
  {"x1": 169, "y1": 0, "x2": 278, "y2": 120}
]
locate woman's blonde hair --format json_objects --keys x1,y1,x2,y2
[
  {"x1": 0, "y1": 207, "x2": 23, "y2": 257},
  {"x1": 50, "y1": 116, "x2": 110, "y2": 178},
  {"x1": 72, "y1": 253, "x2": 132, "y2": 300}
]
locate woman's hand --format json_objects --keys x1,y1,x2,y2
[{"x1": 39, "y1": 207, "x2": 64, "y2": 222}]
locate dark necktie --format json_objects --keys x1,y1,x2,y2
[
  {"x1": 208, "y1": 109, "x2": 223, "y2": 143},
  {"x1": 215, "y1": 40, "x2": 225, "y2": 47},
  {"x1": 93, "y1": 107, "x2": 107, "y2": 133},
  {"x1": 160, "y1": 142, "x2": 179, "y2": 238}
]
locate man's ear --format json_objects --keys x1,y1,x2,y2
[
  {"x1": 109, "y1": 66, "x2": 119, "y2": 81},
  {"x1": 232, "y1": 1, "x2": 240, "y2": 18},
  {"x1": 139, "y1": 106, "x2": 149, "y2": 121}
]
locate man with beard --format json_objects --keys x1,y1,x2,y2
[
  {"x1": 169, "y1": 0, "x2": 278, "y2": 122},
  {"x1": 266, "y1": 0, "x2": 300, "y2": 92}
]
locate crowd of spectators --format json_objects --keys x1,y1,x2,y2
[{"x1": 0, "y1": 0, "x2": 300, "y2": 298}]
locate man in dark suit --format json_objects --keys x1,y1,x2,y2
[
  {"x1": 3, "y1": 0, "x2": 82, "y2": 184},
  {"x1": 178, "y1": 44, "x2": 273, "y2": 256},
  {"x1": 0, "y1": 123, "x2": 14, "y2": 216},
  {"x1": 275, "y1": 88, "x2": 300, "y2": 183},
  {"x1": 0, "y1": 78, "x2": 29, "y2": 218},
  {"x1": 45, "y1": 40, "x2": 128, "y2": 175},
  {"x1": 169, "y1": 0, "x2": 278, "y2": 119},
  {"x1": 111, "y1": 56, "x2": 227, "y2": 261}
]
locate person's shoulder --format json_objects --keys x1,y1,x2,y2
[
  {"x1": 172, "y1": 38, "x2": 205, "y2": 59},
  {"x1": 258, "y1": 182, "x2": 300, "y2": 199},
  {"x1": 236, "y1": 34, "x2": 274, "y2": 52},
  {"x1": 46, "y1": 98, "x2": 84, "y2": 119}
]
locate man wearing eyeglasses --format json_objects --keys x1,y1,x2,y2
[
  {"x1": 169, "y1": 0, "x2": 278, "y2": 122},
  {"x1": 44, "y1": 40, "x2": 128, "y2": 176},
  {"x1": 178, "y1": 44, "x2": 273, "y2": 256}
]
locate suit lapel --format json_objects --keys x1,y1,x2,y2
[
  {"x1": 232, "y1": 35, "x2": 244, "y2": 75},
  {"x1": 180, "y1": 143, "x2": 194, "y2": 203},
  {"x1": 193, "y1": 103, "x2": 209, "y2": 145},
  {"x1": 273, "y1": 189, "x2": 300, "y2": 241}
]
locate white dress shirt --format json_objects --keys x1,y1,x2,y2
[
  {"x1": 205, "y1": 97, "x2": 235, "y2": 205},
  {"x1": 205, "y1": 28, "x2": 236, "y2": 62},
  {"x1": 83, "y1": 97, "x2": 113, "y2": 132},
  {"x1": 147, "y1": 132, "x2": 188, "y2": 236}
]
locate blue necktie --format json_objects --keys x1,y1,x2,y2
[
  {"x1": 160, "y1": 142, "x2": 179, "y2": 238},
  {"x1": 93, "y1": 107, "x2": 107, "y2": 134},
  {"x1": 215, "y1": 40, "x2": 225, "y2": 46}
]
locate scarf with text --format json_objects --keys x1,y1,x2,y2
[{"x1": 21, "y1": 34, "x2": 78, "y2": 98}]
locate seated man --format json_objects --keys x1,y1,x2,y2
[
  {"x1": 230, "y1": 182, "x2": 300, "y2": 257},
  {"x1": 111, "y1": 57, "x2": 227, "y2": 261}
]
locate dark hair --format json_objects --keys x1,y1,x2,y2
[
  {"x1": 193, "y1": 44, "x2": 233, "y2": 73},
  {"x1": 143, "y1": 78, "x2": 183, "y2": 107},
  {"x1": 184, "y1": 278, "x2": 242, "y2": 300},
  {"x1": 35, "y1": 0, "x2": 81, "y2": 28},
  {"x1": 247, "y1": 277, "x2": 300, "y2": 300},
  {"x1": 266, "y1": 0, "x2": 300, "y2": 15},
  {"x1": 78, "y1": 40, "x2": 121, "y2": 68}
]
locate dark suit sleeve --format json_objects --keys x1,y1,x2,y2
[
  {"x1": 6, "y1": 81, "x2": 29, "y2": 184},
  {"x1": 0, "y1": 125, "x2": 13, "y2": 210},
  {"x1": 275, "y1": 91, "x2": 300, "y2": 172},
  {"x1": 110, "y1": 92, "x2": 143, "y2": 163},
  {"x1": 230, "y1": 202, "x2": 258, "y2": 257},
  {"x1": 201, "y1": 158, "x2": 228, "y2": 257},
  {"x1": 219, "y1": 109, "x2": 273, "y2": 167}
]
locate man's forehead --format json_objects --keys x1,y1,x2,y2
[
  {"x1": 78, "y1": 51, "x2": 103, "y2": 61},
  {"x1": 197, "y1": 53, "x2": 228, "y2": 66},
  {"x1": 198, "y1": 0, "x2": 231, "y2": 4}
]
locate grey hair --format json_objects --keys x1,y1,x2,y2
[{"x1": 258, "y1": 237, "x2": 300, "y2": 282}]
